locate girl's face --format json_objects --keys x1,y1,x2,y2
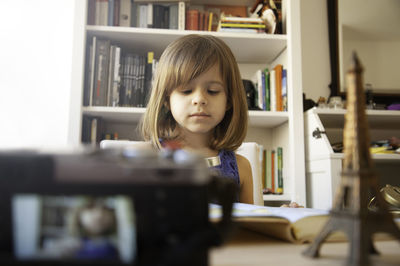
[{"x1": 169, "y1": 63, "x2": 227, "y2": 137}]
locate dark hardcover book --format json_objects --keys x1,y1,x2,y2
[
  {"x1": 81, "y1": 115, "x2": 92, "y2": 143},
  {"x1": 277, "y1": 147, "x2": 283, "y2": 194},
  {"x1": 87, "y1": 0, "x2": 96, "y2": 25},
  {"x1": 83, "y1": 42, "x2": 94, "y2": 106},
  {"x1": 153, "y1": 4, "x2": 163, "y2": 29},
  {"x1": 93, "y1": 39, "x2": 111, "y2": 106},
  {"x1": 264, "y1": 68, "x2": 270, "y2": 111},
  {"x1": 113, "y1": 0, "x2": 120, "y2": 26},
  {"x1": 162, "y1": 5, "x2": 169, "y2": 29}
]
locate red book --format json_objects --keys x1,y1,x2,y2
[{"x1": 186, "y1": 9, "x2": 199, "y2": 30}]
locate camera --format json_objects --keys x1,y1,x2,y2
[{"x1": 0, "y1": 147, "x2": 235, "y2": 266}]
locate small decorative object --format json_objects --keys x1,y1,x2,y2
[
  {"x1": 328, "y1": 96, "x2": 343, "y2": 109},
  {"x1": 317, "y1": 97, "x2": 328, "y2": 108},
  {"x1": 250, "y1": 0, "x2": 281, "y2": 34},
  {"x1": 303, "y1": 53, "x2": 400, "y2": 266}
]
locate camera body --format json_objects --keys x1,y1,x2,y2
[{"x1": 0, "y1": 148, "x2": 234, "y2": 266}]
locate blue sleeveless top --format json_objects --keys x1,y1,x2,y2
[{"x1": 210, "y1": 150, "x2": 240, "y2": 201}]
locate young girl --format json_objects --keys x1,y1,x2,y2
[{"x1": 140, "y1": 34, "x2": 253, "y2": 204}]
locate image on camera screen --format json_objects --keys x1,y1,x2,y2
[{"x1": 12, "y1": 194, "x2": 136, "y2": 263}]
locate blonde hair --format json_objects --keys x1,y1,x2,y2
[{"x1": 140, "y1": 34, "x2": 248, "y2": 151}]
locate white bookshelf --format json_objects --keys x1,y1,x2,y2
[
  {"x1": 304, "y1": 107, "x2": 400, "y2": 210},
  {"x1": 74, "y1": 0, "x2": 306, "y2": 206}
]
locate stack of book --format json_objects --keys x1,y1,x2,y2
[{"x1": 217, "y1": 15, "x2": 266, "y2": 34}]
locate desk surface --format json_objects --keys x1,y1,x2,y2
[{"x1": 210, "y1": 228, "x2": 400, "y2": 266}]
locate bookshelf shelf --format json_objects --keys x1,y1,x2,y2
[
  {"x1": 82, "y1": 106, "x2": 288, "y2": 127},
  {"x1": 263, "y1": 194, "x2": 291, "y2": 201},
  {"x1": 86, "y1": 25, "x2": 287, "y2": 64},
  {"x1": 313, "y1": 108, "x2": 400, "y2": 129}
]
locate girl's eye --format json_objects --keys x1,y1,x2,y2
[
  {"x1": 208, "y1": 89, "x2": 220, "y2": 95},
  {"x1": 181, "y1": 90, "x2": 192, "y2": 95}
]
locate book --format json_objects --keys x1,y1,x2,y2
[
  {"x1": 251, "y1": 69, "x2": 263, "y2": 110},
  {"x1": 269, "y1": 69, "x2": 276, "y2": 111},
  {"x1": 276, "y1": 147, "x2": 283, "y2": 194},
  {"x1": 210, "y1": 203, "x2": 400, "y2": 243},
  {"x1": 282, "y1": 69, "x2": 287, "y2": 111},
  {"x1": 119, "y1": 0, "x2": 132, "y2": 27},
  {"x1": 264, "y1": 68, "x2": 270, "y2": 111},
  {"x1": 265, "y1": 149, "x2": 272, "y2": 191},
  {"x1": 210, "y1": 203, "x2": 332, "y2": 243},
  {"x1": 93, "y1": 39, "x2": 111, "y2": 106},
  {"x1": 186, "y1": 9, "x2": 199, "y2": 30},
  {"x1": 178, "y1": 1, "x2": 185, "y2": 30},
  {"x1": 274, "y1": 64, "x2": 283, "y2": 111}
]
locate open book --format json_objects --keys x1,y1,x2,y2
[{"x1": 210, "y1": 203, "x2": 400, "y2": 243}]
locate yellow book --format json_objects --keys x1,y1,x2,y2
[
  {"x1": 208, "y1": 12, "x2": 213, "y2": 31},
  {"x1": 220, "y1": 23, "x2": 266, "y2": 29}
]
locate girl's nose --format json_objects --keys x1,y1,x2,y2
[{"x1": 191, "y1": 90, "x2": 207, "y2": 105}]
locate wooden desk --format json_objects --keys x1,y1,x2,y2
[{"x1": 210, "y1": 228, "x2": 400, "y2": 266}]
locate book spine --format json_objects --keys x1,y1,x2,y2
[
  {"x1": 87, "y1": 0, "x2": 96, "y2": 25},
  {"x1": 262, "y1": 149, "x2": 266, "y2": 189},
  {"x1": 119, "y1": 0, "x2": 131, "y2": 27},
  {"x1": 112, "y1": 46, "x2": 121, "y2": 107},
  {"x1": 147, "y1": 3, "x2": 153, "y2": 28},
  {"x1": 113, "y1": 0, "x2": 120, "y2": 26},
  {"x1": 274, "y1": 64, "x2": 283, "y2": 111},
  {"x1": 108, "y1": 0, "x2": 114, "y2": 26},
  {"x1": 178, "y1": 1, "x2": 185, "y2": 30},
  {"x1": 266, "y1": 149, "x2": 272, "y2": 191},
  {"x1": 264, "y1": 68, "x2": 270, "y2": 111},
  {"x1": 186, "y1": 9, "x2": 199, "y2": 31},
  {"x1": 271, "y1": 150, "x2": 275, "y2": 193},
  {"x1": 208, "y1": 12, "x2": 213, "y2": 31},
  {"x1": 261, "y1": 71, "x2": 266, "y2": 110},
  {"x1": 282, "y1": 69, "x2": 287, "y2": 111},
  {"x1": 144, "y1": 51, "x2": 154, "y2": 106},
  {"x1": 276, "y1": 147, "x2": 283, "y2": 194},
  {"x1": 107, "y1": 45, "x2": 115, "y2": 106},
  {"x1": 270, "y1": 69, "x2": 276, "y2": 111},
  {"x1": 139, "y1": 4, "x2": 148, "y2": 28},
  {"x1": 169, "y1": 3, "x2": 179, "y2": 29}
]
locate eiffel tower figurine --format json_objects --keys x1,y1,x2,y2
[{"x1": 303, "y1": 53, "x2": 400, "y2": 266}]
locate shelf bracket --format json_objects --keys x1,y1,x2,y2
[{"x1": 312, "y1": 127, "x2": 326, "y2": 139}]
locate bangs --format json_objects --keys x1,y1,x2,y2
[{"x1": 161, "y1": 36, "x2": 227, "y2": 94}]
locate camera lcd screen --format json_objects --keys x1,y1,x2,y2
[{"x1": 12, "y1": 194, "x2": 136, "y2": 263}]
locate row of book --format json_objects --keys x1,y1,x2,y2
[
  {"x1": 82, "y1": 116, "x2": 120, "y2": 144},
  {"x1": 237, "y1": 143, "x2": 284, "y2": 197},
  {"x1": 88, "y1": 0, "x2": 189, "y2": 30},
  {"x1": 84, "y1": 36, "x2": 158, "y2": 108},
  {"x1": 88, "y1": 0, "x2": 280, "y2": 34},
  {"x1": 262, "y1": 147, "x2": 284, "y2": 195},
  {"x1": 251, "y1": 64, "x2": 287, "y2": 111}
]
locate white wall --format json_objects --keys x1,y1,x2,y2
[
  {"x1": 0, "y1": 0, "x2": 84, "y2": 149},
  {"x1": 300, "y1": 0, "x2": 331, "y2": 102}
]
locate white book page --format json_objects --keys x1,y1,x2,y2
[{"x1": 210, "y1": 203, "x2": 328, "y2": 223}]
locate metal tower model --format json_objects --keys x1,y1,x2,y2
[{"x1": 303, "y1": 53, "x2": 400, "y2": 266}]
